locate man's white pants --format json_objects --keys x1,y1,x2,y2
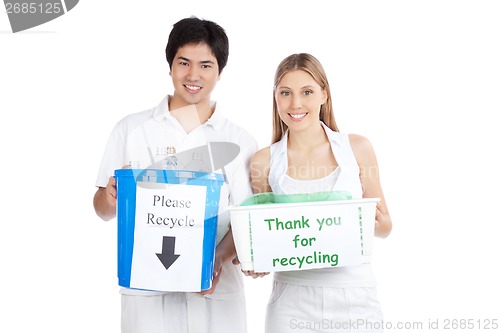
[{"x1": 121, "y1": 291, "x2": 247, "y2": 333}]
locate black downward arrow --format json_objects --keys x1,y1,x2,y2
[{"x1": 156, "y1": 236, "x2": 180, "y2": 270}]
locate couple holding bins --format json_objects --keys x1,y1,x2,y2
[{"x1": 94, "y1": 16, "x2": 392, "y2": 333}]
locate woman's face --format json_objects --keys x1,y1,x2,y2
[{"x1": 274, "y1": 69, "x2": 326, "y2": 131}]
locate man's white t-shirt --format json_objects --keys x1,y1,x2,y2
[{"x1": 95, "y1": 95, "x2": 258, "y2": 298}]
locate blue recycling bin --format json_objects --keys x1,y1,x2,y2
[{"x1": 115, "y1": 169, "x2": 225, "y2": 291}]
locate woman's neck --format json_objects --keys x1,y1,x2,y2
[{"x1": 287, "y1": 123, "x2": 328, "y2": 150}]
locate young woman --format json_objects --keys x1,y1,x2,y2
[{"x1": 249, "y1": 53, "x2": 392, "y2": 332}]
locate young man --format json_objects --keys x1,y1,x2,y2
[{"x1": 93, "y1": 17, "x2": 257, "y2": 333}]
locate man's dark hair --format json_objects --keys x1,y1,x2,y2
[{"x1": 166, "y1": 17, "x2": 229, "y2": 74}]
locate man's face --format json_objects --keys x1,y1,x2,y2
[{"x1": 169, "y1": 43, "x2": 221, "y2": 109}]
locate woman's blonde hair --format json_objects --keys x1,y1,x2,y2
[{"x1": 272, "y1": 53, "x2": 338, "y2": 143}]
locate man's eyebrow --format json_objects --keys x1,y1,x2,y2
[{"x1": 176, "y1": 57, "x2": 215, "y2": 65}]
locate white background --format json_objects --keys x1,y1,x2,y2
[{"x1": 1, "y1": 1, "x2": 499, "y2": 332}]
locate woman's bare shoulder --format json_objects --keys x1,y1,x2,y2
[
  {"x1": 348, "y1": 133, "x2": 374, "y2": 152},
  {"x1": 251, "y1": 146, "x2": 271, "y2": 165}
]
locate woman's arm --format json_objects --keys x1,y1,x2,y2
[
  {"x1": 250, "y1": 147, "x2": 272, "y2": 194},
  {"x1": 350, "y1": 134, "x2": 392, "y2": 238}
]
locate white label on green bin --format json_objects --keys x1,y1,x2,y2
[
  {"x1": 250, "y1": 203, "x2": 364, "y2": 272},
  {"x1": 130, "y1": 182, "x2": 207, "y2": 291}
]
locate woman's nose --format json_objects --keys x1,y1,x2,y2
[{"x1": 291, "y1": 95, "x2": 302, "y2": 109}]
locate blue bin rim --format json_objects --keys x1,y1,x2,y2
[{"x1": 114, "y1": 168, "x2": 225, "y2": 182}]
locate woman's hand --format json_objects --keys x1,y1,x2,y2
[{"x1": 232, "y1": 257, "x2": 269, "y2": 278}]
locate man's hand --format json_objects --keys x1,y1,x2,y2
[
  {"x1": 199, "y1": 256, "x2": 223, "y2": 295},
  {"x1": 93, "y1": 176, "x2": 117, "y2": 221},
  {"x1": 93, "y1": 165, "x2": 128, "y2": 221}
]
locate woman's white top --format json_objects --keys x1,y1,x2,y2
[{"x1": 268, "y1": 122, "x2": 376, "y2": 287}]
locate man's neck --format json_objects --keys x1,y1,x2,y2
[{"x1": 168, "y1": 96, "x2": 215, "y2": 133}]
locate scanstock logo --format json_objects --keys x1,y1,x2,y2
[{"x1": 4, "y1": 0, "x2": 79, "y2": 33}]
